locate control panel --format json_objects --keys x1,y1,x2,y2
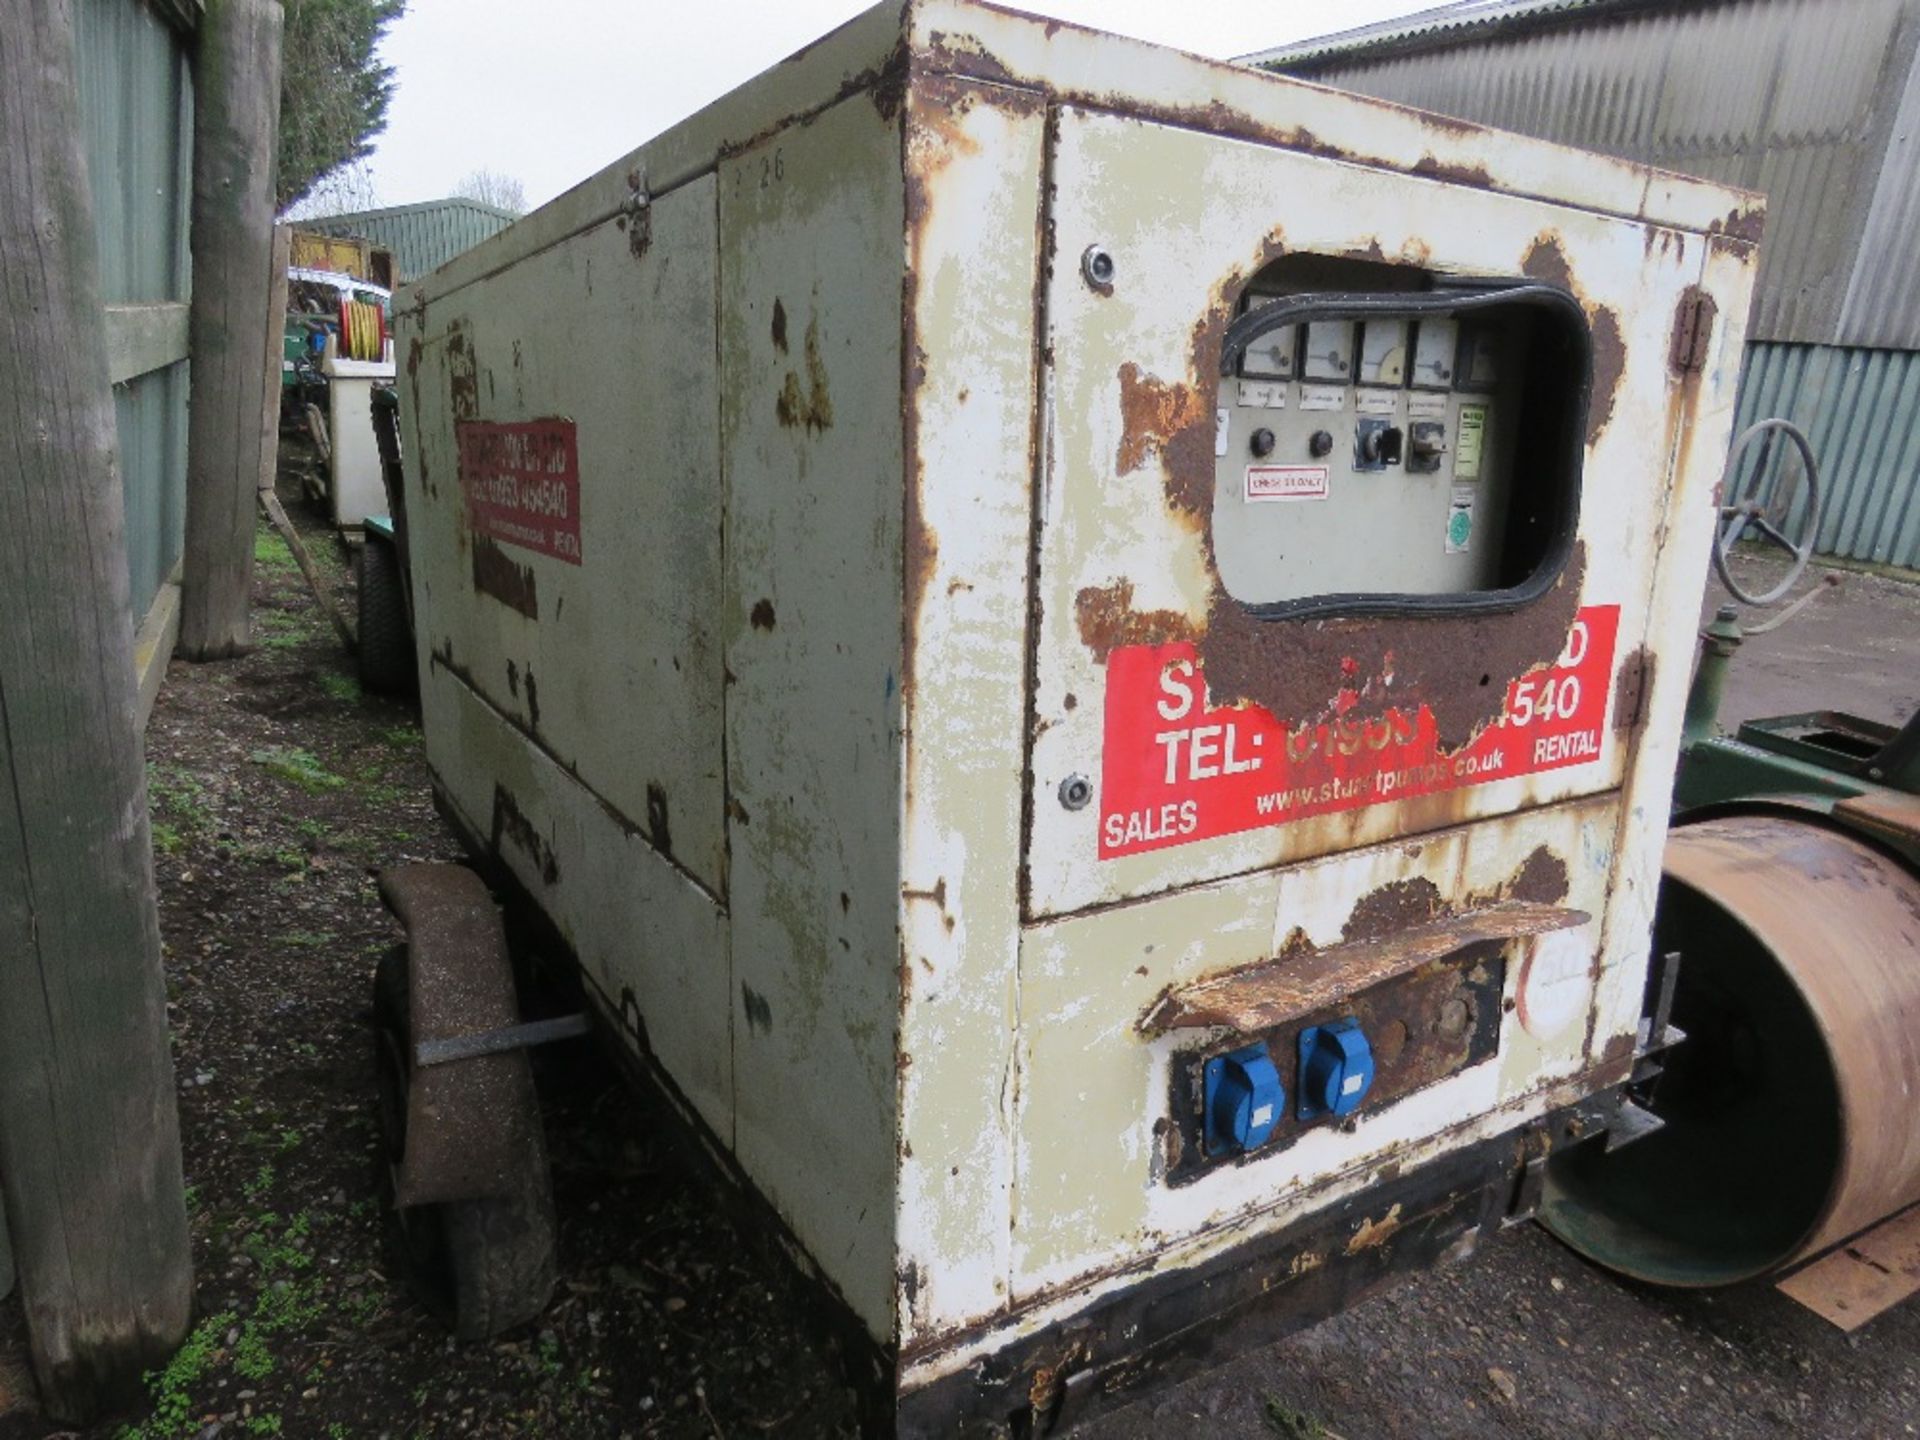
[{"x1": 1210, "y1": 260, "x2": 1586, "y2": 615}]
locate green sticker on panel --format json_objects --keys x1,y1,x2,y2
[
  {"x1": 1446, "y1": 485, "x2": 1475, "y2": 554},
  {"x1": 1456, "y1": 403, "x2": 1487, "y2": 478}
]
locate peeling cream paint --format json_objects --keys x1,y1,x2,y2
[{"x1": 395, "y1": 0, "x2": 1762, "y2": 1405}]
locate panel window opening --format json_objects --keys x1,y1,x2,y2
[{"x1": 1212, "y1": 254, "x2": 1591, "y2": 620}]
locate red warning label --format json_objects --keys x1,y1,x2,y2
[
  {"x1": 1098, "y1": 605, "x2": 1620, "y2": 859},
  {"x1": 456, "y1": 418, "x2": 583, "y2": 565}
]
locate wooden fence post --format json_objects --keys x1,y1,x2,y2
[
  {"x1": 0, "y1": 0, "x2": 194, "y2": 1421},
  {"x1": 178, "y1": 0, "x2": 285, "y2": 658}
]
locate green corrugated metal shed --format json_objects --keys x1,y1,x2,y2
[{"x1": 300, "y1": 198, "x2": 517, "y2": 284}]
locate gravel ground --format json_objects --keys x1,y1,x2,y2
[{"x1": 1, "y1": 495, "x2": 1915, "y2": 1439}]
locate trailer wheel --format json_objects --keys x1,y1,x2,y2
[
  {"x1": 358, "y1": 537, "x2": 414, "y2": 695},
  {"x1": 372, "y1": 944, "x2": 556, "y2": 1338}
]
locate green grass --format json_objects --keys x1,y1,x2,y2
[
  {"x1": 317, "y1": 671, "x2": 361, "y2": 702},
  {"x1": 254, "y1": 529, "x2": 296, "y2": 574},
  {"x1": 148, "y1": 763, "x2": 214, "y2": 833},
  {"x1": 118, "y1": 1310, "x2": 235, "y2": 1439},
  {"x1": 252, "y1": 606, "x2": 320, "y2": 651},
  {"x1": 1264, "y1": 1397, "x2": 1336, "y2": 1439},
  {"x1": 241, "y1": 1162, "x2": 276, "y2": 1201},
  {"x1": 151, "y1": 822, "x2": 185, "y2": 856},
  {"x1": 250, "y1": 746, "x2": 346, "y2": 794}
]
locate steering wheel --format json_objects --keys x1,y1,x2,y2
[{"x1": 1713, "y1": 418, "x2": 1821, "y2": 607}]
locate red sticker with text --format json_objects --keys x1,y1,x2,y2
[
  {"x1": 1098, "y1": 605, "x2": 1619, "y2": 859},
  {"x1": 456, "y1": 418, "x2": 583, "y2": 564}
]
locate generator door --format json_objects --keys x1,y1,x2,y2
[{"x1": 1025, "y1": 107, "x2": 1707, "y2": 920}]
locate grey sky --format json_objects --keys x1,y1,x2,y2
[{"x1": 361, "y1": 1, "x2": 1438, "y2": 211}]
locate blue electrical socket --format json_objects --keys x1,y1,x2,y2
[
  {"x1": 1202, "y1": 1043, "x2": 1285, "y2": 1156},
  {"x1": 1297, "y1": 1017, "x2": 1376, "y2": 1121}
]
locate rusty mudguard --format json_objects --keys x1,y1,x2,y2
[{"x1": 378, "y1": 862, "x2": 543, "y2": 1209}]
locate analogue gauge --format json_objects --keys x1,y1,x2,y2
[
  {"x1": 1456, "y1": 324, "x2": 1502, "y2": 391},
  {"x1": 1239, "y1": 324, "x2": 1297, "y2": 380},
  {"x1": 1410, "y1": 318, "x2": 1458, "y2": 390},
  {"x1": 1301, "y1": 320, "x2": 1355, "y2": 383},
  {"x1": 1357, "y1": 320, "x2": 1408, "y2": 386}
]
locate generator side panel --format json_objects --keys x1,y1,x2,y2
[
  {"x1": 397, "y1": 176, "x2": 736, "y2": 1134},
  {"x1": 399, "y1": 180, "x2": 728, "y2": 895},
  {"x1": 893, "y1": 78, "x2": 1048, "y2": 1344},
  {"x1": 718, "y1": 90, "x2": 909, "y2": 1339}
]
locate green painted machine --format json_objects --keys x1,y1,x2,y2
[
  {"x1": 1673, "y1": 603, "x2": 1920, "y2": 861},
  {"x1": 1541, "y1": 420, "x2": 1920, "y2": 1318}
]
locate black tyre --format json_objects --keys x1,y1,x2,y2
[
  {"x1": 371, "y1": 945, "x2": 557, "y2": 1338},
  {"x1": 358, "y1": 538, "x2": 414, "y2": 695}
]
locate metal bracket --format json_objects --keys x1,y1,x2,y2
[
  {"x1": 1669, "y1": 286, "x2": 1717, "y2": 373},
  {"x1": 1602, "y1": 1096, "x2": 1667, "y2": 1153},
  {"x1": 623, "y1": 166, "x2": 652, "y2": 256},
  {"x1": 1504, "y1": 1152, "x2": 1550, "y2": 1228},
  {"x1": 414, "y1": 1012, "x2": 591, "y2": 1069},
  {"x1": 1630, "y1": 949, "x2": 1687, "y2": 1091}
]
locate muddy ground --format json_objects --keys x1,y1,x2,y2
[{"x1": 2, "y1": 484, "x2": 1917, "y2": 1439}]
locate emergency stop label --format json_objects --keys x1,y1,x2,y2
[
  {"x1": 456, "y1": 418, "x2": 583, "y2": 565},
  {"x1": 1097, "y1": 605, "x2": 1619, "y2": 858}
]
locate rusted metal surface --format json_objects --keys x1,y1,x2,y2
[
  {"x1": 1519, "y1": 232, "x2": 1625, "y2": 443},
  {"x1": 1073, "y1": 544, "x2": 1589, "y2": 753},
  {"x1": 1669, "y1": 817, "x2": 1920, "y2": 1265},
  {"x1": 1024, "y1": 97, "x2": 1720, "y2": 920},
  {"x1": 377, "y1": 863, "x2": 541, "y2": 1208},
  {"x1": 1164, "y1": 943, "x2": 1510, "y2": 1184},
  {"x1": 897, "y1": 1105, "x2": 1611, "y2": 1434},
  {"x1": 470, "y1": 535, "x2": 537, "y2": 619},
  {"x1": 1544, "y1": 815, "x2": 1920, "y2": 1286},
  {"x1": 1832, "y1": 788, "x2": 1920, "y2": 848},
  {"x1": 1777, "y1": 1201, "x2": 1920, "y2": 1331},
  {"x1": 1142, "y1": 901, "x2": 1585, "y2": 1034},
  {"x1": 386, "y1": 0, "x2": 1766, "y2": 1415},
  {"x1": 1669, "y1": 286, "x2": 1720, "y2": 374},
  {"x1": 1611, "y1": 647, "x2": 1652, "y2": 734}
]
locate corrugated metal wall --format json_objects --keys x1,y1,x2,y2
[
  {"x1": 1734, "y1": 343, "x2": 1920, "y2": 569},
  {"x1": 302, "y1": 200, "x2": 516, "y2": 284},
  {"x1": 72, "y1": 0, "x2": 195, "y2": 619},
  {"x1": 1285, "y1": 0, "x2": 1920, "y2": 349}
]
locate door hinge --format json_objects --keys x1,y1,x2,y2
[{"x1": 1669, "y1": 287, "x2": 1717, "y2": 373}]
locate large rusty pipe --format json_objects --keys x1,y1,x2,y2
[{"x1": 1540, "y1": 814, "x2": 1920, "y2": 1286}]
